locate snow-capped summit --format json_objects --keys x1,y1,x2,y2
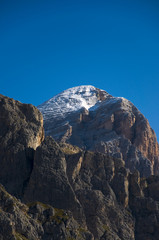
[{"x1": 38, "y1": 85, "x2": 110, "y2": 120}]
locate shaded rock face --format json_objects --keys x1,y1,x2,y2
[
  {"x1": 129, "y1": 173, "x2": 159, "y2": 240},
  {"x1": 0, "y1": 185, "x2": 93, "y2": 240},
  {"x1": 23, "y1": 139, "x2": 135, "y2": 239},
  {"x1": 38, "y1": 86, "x2": 159, "y2": 177},
  {"x1": 23, "y1": 137, "x2": 86, "y2": 226},
  {"x1": 0, "y1": 94, "x2": 44, "y2": 149},
  {"x1": 0, "y1": 94, "x2": 44, "y2": 197},
  {"x1": 64, "y1": 147, "x2": 135, "y2": 239},
  {"x1": 62, "y1": 147, "x2": 159, "y2": 240}
]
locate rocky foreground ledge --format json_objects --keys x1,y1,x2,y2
[{"x1": 0, "y1": 94, "x2": 159, "y2": 240}]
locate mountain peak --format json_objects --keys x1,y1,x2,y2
[{"x1": 38, "y1": 85, "x2": 110, "y2": 120}]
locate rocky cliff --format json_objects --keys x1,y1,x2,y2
[
  {"x1": 0, "y1": 93, "x2": 159, "y2": 240},
  {"x1": 38, "y1": 85, "x2": 159, "y2": 177},
  {"x1": 0, "y1": 94, "x2": 44, "y2": 197}
]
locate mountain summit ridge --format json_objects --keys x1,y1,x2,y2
[
  {"x1": 38, "y1": 85, "x2": 131, "y2": 119},
  {"x1": 38, "y1": 85, "x2": 111, "y2": 119}
]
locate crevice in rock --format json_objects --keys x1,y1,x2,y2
[
  {"x1": 21, "y1": 147, "x2": 35, "y2": 197},
  {"x1": 131, "y1": 116, "x2": 137, "y2": 145}
]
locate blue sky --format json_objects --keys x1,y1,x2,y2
[{"x1": 0, "y1": 0, "x2": 159, "y2": 139}]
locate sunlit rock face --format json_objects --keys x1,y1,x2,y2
[{"x1": 38, "y1": 85, "x2": 159, "y2": 177}]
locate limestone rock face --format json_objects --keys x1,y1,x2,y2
[
  {"x1": 23, "y1": 136, "x2": 86, "y2": 226},
  {"x1": 0, "y1": 94, "x2": 44, "y2": 149},
  {"x1": 64, "y1": 149, "x2": 135, "y2": 239},
  {"x1": 0, "y1": 94, "x2": 44, "y2": 197},
  {"x1": 38, "y1": 86, "x2": 159, "y2": 177}
]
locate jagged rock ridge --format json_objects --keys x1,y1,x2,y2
[{"x1": 38, "y1": 85, "x2": 159, "y2": 177}]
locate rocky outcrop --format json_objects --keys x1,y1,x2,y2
[
  {"x1": 0, "y1": 184, "x2": 93, "y2": 240},
  {"x1": 0, "y1": 94, "x2": 44, "y2": 197},
  {"x1": 23, "y1": 137, "x2": 86, "y2": 226},
  {"x1": 38, "y1": 87, "x2": 159, "y2": 177},
  {"x1": 63, "y1": 148, "x2": 135, "y2": 239},
  {"x1": 23, "y1": 138, "x2": 135, "y2": 239},
  {"x1": 63, "y1": 147, "x2": 159, "y2": 240},
  {"x1": 0, "y1": 94, "x2": 44, "y2": 149}
]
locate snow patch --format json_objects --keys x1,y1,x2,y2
[
  {"x1": 38, "y1": 85, "x2": 109, "y2": 120},
  {"x1": 38, "y1": 85, "x2": 134, "y2": 122}
]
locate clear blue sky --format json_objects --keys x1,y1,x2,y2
[{"x1": 0, "y1": 0, "x2": 159, "y2": 139}]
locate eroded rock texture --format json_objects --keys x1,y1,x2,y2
[
  {"x1": 23, "y1": 137, "x2": 86, "y2": 226},
  {"x1": 0, "y1": 184, "x2": 92, "y2": 240}
]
